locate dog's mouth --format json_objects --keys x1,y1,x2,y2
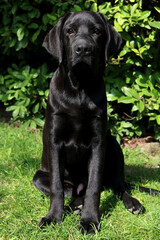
[{"x1": 71, "y1": 60, "x2": 93, "y2": 76}]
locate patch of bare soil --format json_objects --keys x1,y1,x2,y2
[{"x1": 122, "y1": 136, "x2": 160, "y2": 157}]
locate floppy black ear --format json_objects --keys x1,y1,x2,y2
[
  {"x1": 98, "y1": 13, "x2": 122, "y2": 61},
  {"x1": 43, "y1": 13, "x2": 71, "y2": 63},
  {"x1": 106, "y1": 23, "x2": 122, "y2": 61}
]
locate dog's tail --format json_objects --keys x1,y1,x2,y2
[{"x1": 125, "y1": 183, "x2": 160, "y2": 196}]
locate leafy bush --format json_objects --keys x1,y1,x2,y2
[
  {"x1": 99, "y1": 1, "x2": 160, "y2": 141},
  {"x1": 0, "y1": 0, "x2": 160, "y2": 140},
  {"x1": 0, "y1": 0, "x2": 86, "y2": 127},
  {"x1": 0, "y1": 64, "x2": 51, "y2": 127}
]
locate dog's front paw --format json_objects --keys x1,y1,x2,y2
[
  {"x1": 39, "y1": 216, "x2": 52, "y2": 228},
  {"x1": 79, "y1": 218, "x2": 100, "y2": 234},
  {"x1": 38, "y1": 212, "x2": 63, "y2": 229}
]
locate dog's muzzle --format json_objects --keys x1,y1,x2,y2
[
  {"x1": 71, "y1": 39, "x2": 95, "y2": 68},
  {"x1": 75, "y1": 43, "x2": 92, "y2": 57}
]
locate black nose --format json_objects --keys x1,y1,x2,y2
[{"x1": 75, "y1": 44, "x2": 91, "y2": 56}]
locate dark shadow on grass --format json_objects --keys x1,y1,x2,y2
[
  {"x1": 98, "y1": 165, "x2": 160, "y2": 218},
  {"x1": 99, "y1": 191, "x2": 119, "y2": 218},
  {"x1": 18, "y1": 157, "x2": 41, "y2": 172},
  {"x1": 16, "y1": 157, "x2": 160, "y2": 222},
  {"x1": 125, "y1": 165, "x2": 160, "y2": 184}
]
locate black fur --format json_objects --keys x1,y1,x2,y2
[{"x1": 33, "y1": 11, "x2": 159, "y2": 234}]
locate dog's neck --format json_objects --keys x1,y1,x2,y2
[
  {"x1": 61, "y1": 61, "x2": 104, "y2": 89},
  {"x1": 59, "y1": 63, "x2": 107, "y2": 111}
]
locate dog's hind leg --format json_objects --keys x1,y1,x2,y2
[
  {"x1": 103, "y1": 131, "x2": 144, "y2": 214},
  {"x1": 33, "y1": 169, "x2": 50, "y2": 196},
  {"x1": 33, "y1": 169, "x2": 75, "y2": 197}
]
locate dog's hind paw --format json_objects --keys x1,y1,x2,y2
[
  {"x1": 122, "y1": 191, "x2": 144, "y2": 214},
  {"x1": 69, "y1": 196, "x2": 84, "y2": 214}
]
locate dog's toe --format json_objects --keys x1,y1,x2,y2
[
  {"x1": 79, "y1": 218, "x2": 100, "y2": 234},
  {"x1": 69, "y1": 196, "x2": 84, "y2": 214},
  {"x1": 122, "y1": 191, "x2": 144, "y2": 214},
  {"x1": 127, "y1": 204, "x2": 144, "y2": 214},
  {"x1": 38, "y1": 216, "x2": 52, "y2": 228}
]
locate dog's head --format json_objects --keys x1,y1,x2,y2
[{"x1": 44, "y1": 11, "x2": 122, "y2": 74}]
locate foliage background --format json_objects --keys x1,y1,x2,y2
[{"x1": 0, "y1": 0, "x2": 160, "y2": 141}]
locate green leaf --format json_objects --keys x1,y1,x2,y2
[
  {"x1": 90, "y1": 3, "x2": 97, "y2": 12},
  {"x1": 118, "y1": 96, "x2": 135, "y2": 104},
  {"x1": 6, "y1": 105, "x2": 17, "y2": 111},
  {"x1": 152, "y1": 89, "x2": 159, "y2": 100},
  {"x1": 132, "y1": 48, "x2": 139, "y2": 54},
  {"x1": 121, "y1": 122, "x2": 133, "y2": 128},
  {"x1": 156, "y1": 115, "x2": 160, "y2": 125},
  {"x1": 45, "y1": 90, "x2": 49, "y2": 98},
  {"x1": 32, "y1": 28, "x2": 41, "y2": 42},
  {"x1": 134, "y1": 59, "x2": 142, "y2": 67},
  {"x1": 139, "y1": 46, "x2": 146, "y2": 54},
  {"x1": 114, "y1": 20, "x2": 123, "y2": 32},
  {"x1": 136, "y1": 76, "x2": 147, "y2": 87},
  {"x1": 34, "y1": 118, "x2": 44, "y2": 127},
  {"x1": 17, "y1": 28, "x2": 24, "y2": 41},
  {"x1": 24, "y1": 98, "x2": 30, "y2": 107},
  {"x1": 16, "y1": 38, "x2": 28, "y2": 51},
  {"x1": 120, "y1": 32, "x2": 131, "y2": 41},
  {"x1": 28, "y1": 23, "x2": 39, "y2": 29},
  {"x1": 141, "y1": 89, "x2": 151, "y2": 97},
  {"x1": 47, "y1": 14, "x2": 57, "y2": 21},
  {"x1": 121, "y1": 87, "x2": 139, "y2": 99},
  {"x1": 32, "y1": 103, "x2": 39, "y2": 113},
  {"x1": 119, "y1": 49, "x2": 127, "y2": 57},
  {"x1": 139, "y1": 11, "x2": 151, "y2": 20},
  {"x1": 38, "y1": 90, "x2": 44, "y2": 96},
  {"x1": 130, "y1": 3, "x2": 138, "y2": 16},
  {"x1": 28, "y1": 10, "x2": 40, "y2": 18},
  {"x1": 30, "y1": 120, "x2": 37, "y2": 128},
  {"x1": 121, "y1": 10, "x2": 130, "y2": 17},
  {"x1": 132, "y1": 105, "x2": 138, "y2": 112},
  {"x1": 154, "y1": 103, "x2": 159, "y2": 110},
  {"x1": 107, "y1": 89, "x2": 121, "y2": 101},
  {"x1": 42, "y1": 99, "x2": 47, "y2": 109},
  {"x1": 11, "y1": 4, "x2": 18, "y2": 14},
  {"x1": 149, "y1": 21, "x2": 160, "y2": 29},
  {"x1": 155, "y1": 7, "x2": 160, "y2": 13},
  {"x1": 0, "y1": 75, "x2": 4, "y2": 84},
  {"x1": 42, "y1": 14, "x2": 49, "y2": 25},
  {"x1": 73, "y1": 5, "x2": 82, "y2": 11},
  {"x1": 13, "y1": 107, "x2": 19, "y2": 118},
  {"x1": 9, "y1": 38, "x2": 17, "y2": 47},
  {"x1": 135, "y1": 127, "x2": 142, "y2": 136},
  {"x1": 19, "y1": 106, "x2": 27, "y2": 118},
  {"x1": 107, "y1": 93, "x2": 117, "y2": 101},
  {"x1": 137, "y1": 100, "x2": 144, "y2": 113}
]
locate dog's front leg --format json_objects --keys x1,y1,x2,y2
[
  {"x1": 39, "y1": 140, "x2": 64, "y2": 228},
  {"x1": 80, "y1": 137, "x2": 105, "y2": 234}
]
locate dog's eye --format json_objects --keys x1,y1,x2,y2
[
  {"x1": 93, "y1": 28, "x2": 101, "y2": 35},
  {"x1": 67, "y1": 28, "x2": 74, "y2": 34}
]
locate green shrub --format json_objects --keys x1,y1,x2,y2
[
  {"x1": 0, "y1": 0, "x2": 86, "y2": 128},
  {"x1": 0, "y1": 64, "x2": 51, "y2": 128},
  {"x1": 99, "y1": 1, "x2": 160, "y2": 141},
  {"x1": 0, "y1": 0, "x2": 160, "y2": 140}
]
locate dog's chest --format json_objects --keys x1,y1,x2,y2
[
  {"x1": 53, "y1": 113, "x2": 96, "y2": 164},
  {"x1": 50, "y1": 86, "x2": 106, "y2": 164},
  {"x1": 55, "y1": 113, "x2": 93, "y2": 145}
]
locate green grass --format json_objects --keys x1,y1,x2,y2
[{"x1": 0, "y1": 123, "x2": 160, "y2": 240}]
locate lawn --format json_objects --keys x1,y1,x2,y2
[{"x1": 0, "y1": 123, "x2": 160, "y2": 240}]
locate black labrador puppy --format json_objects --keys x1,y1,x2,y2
[{"x1": 33, "y1": 11, "x2": 143, "y2": 233}]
